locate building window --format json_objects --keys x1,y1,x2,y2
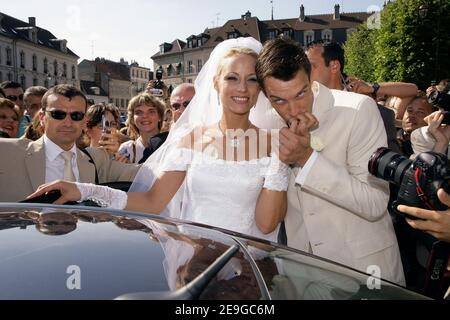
[
  {"x1": 121, "y1": 99, "x2": 125, "y2": 108},
  {"x1": 197, "y1": 60, "x2": 202, "y2": 73},
  {"x1": 188, "y1": 61, "x2": 193, "y2": 74},
  {"x1": 132, "y1": 69, "x2": 135, "y2": 77},
  {"x1": 321, "y1": 29, "x2": 332, "y2": 42},
  {"x1": 177, "y1": 63, "x2": 182, "y2": 75},
  {"x1": 187, "y1": 40, "x2": 193, "y2": 48},
  {"x1": 188, "y1": 79, "x2": 192, "y2": 83},
  {"x1": 72, "y1": 65, "x2": 76, "y2": 79},
  {"x1": 197, "y1": 38, "x2": 202, "y2": 47},
  {"x1": 33, "y1": 78, "x2": 38, "y2": 86},
  {"x1": 282, "y1": 29, "x2": 292, "y2": 38},
  {"x1": 228, "y1": 32, "x2": 237, "y2": 39},
  {"x1": 44, "y1": 58, "x2": 48, "y2": 73},
  {"x1": 7, "y1": 72, "x2": 13, "y2": 81},
  {"x1": 44, "y1": 79, "x2": 49, "y2": 88},
  {"x1": 32, "y1": 54, "x2": 37, "y2": 71},
  {"x1": 140, "y1": 71, "x2": 143, "y2": 78},
  {"x1": 53, "y1": 60, "x2": 58, "y2": 76},
  {"x1": 20, "y1": 75, "x2": 26, "y2": 89},
  {"x1": 0, "y1": 72, "x2": 2, "y2": 82},
  {"x1": 19, "y1": 51, "x2": 25, "y2": 68},
  {"x1": 167, "y1": 65, "x2": 173, "y2": 77},
  {"x1": 269, "y1": 30, "x2": 277, "y2": 39},
  {"x1": 304, "y1": 30, "x2": 314, "y2": 46},
  {"x1": 6, "y1": 48, "x2": 12, "y2": 66},
  {"x1": 62, "y1": 63, "x2": 67, "y2": 77}
]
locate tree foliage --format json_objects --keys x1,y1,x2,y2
[
  {"x1": 345, "y1": 0, "x2": 450, "y2": 90},
  {"x1": 344, "y1": 24, "x2": 378, "y2": 83}
]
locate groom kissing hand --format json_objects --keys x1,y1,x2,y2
[{"x1": 255, "y1": 37, "x2": 406, "y2": 286}]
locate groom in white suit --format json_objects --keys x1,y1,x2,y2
[{"x1": 255, "y1": 37, "x2": 405, "y2": 285}]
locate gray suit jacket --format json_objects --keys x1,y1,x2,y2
[{"x1": 0, "y1": 137, "x2": 139, "y2": 202}]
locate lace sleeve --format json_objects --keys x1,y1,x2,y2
[
  {"x1": 159, "y1": 148, "x2": 192, "y2": 172},
  {"x1": 75, "y1": 183, "x2": 128, "y2": 210},
  {"x1": 263, "y1": 153, "x2": 289, "y2": 192}
]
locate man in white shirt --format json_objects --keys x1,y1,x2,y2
[
  {"x1": 0, "y1": 85, "x2": 139, "y2": 202},
  {"x1": 255, "y1": 37, "x2": 405, "y2": 285}
]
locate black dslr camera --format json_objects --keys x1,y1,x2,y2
[
  {"x1": 154, "y1": 68, "x2": 164, "y2": 90},
  {"x1": 427, "y1": 87, "x2": 450, "y2": 124},
  {"x1": 149, "y1": 69, "x2": 164, "y2": 97},
  {"x1": 369, "y1": 147, "x2": 450, "y2": 218},
  {"x1": 370, "y1": 148, "x2": 450, "y2": 299}
]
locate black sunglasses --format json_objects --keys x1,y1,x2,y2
[
  {"x1": 171, "y1": 100, "x2": 191, "y2": 111},
  {"x1": 46, "y1": 109, "x2": 85, "y2": 121},
  {"x1": 6, "y1": 94, "x2": 24, "y2": 102}
]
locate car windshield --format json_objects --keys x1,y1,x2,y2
[
  {"x1": 0, "y1": 208, "x2": 264, "y2": 300},
  {"x1": 0, "y1": 206, "x2": 429, "y2": 300},
  {"x1": 243, "y1": 240, "x2": 427, "y2": 300}
]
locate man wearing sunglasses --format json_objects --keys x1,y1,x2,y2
[
  {"x1": 0, "y1": 84, "x2": 140, "y2": 202},
  {"x1": 170, "y1": 83, "x2": 195, "y2": 123},
  {"x1": 0, "y1": 81, "x2": 24, "y2": 110}
]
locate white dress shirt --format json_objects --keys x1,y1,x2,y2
[{"x1": 44, "y1": 135, "x2": 80, "y2": 183}]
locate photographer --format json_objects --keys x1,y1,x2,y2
[{"x1": 411, "y1": 83, "x2": 450, "y2": 158}]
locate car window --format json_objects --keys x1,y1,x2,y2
[{"x1": 244, "y1": 242, "x2": 427, "y2": 300}]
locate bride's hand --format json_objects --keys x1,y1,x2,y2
[{"x1": 26, "y1": 180, "x2": 82, "y2": 205}]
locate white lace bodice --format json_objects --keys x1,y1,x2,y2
[
  {"x1": 77, "y1": 147, "x2": 289, "y2": 243},
  {"x1": 160, "y1": 148, "x2": 289, "y2": 242}
]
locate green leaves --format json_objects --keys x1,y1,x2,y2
[{"x1": 345, "y1": 0, "x2": 450, "y2": 89}]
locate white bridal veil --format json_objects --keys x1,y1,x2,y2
[{"x1": 129, "y1": 37, "x2": 285, "y2": 218}]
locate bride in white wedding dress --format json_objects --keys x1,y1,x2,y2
[{"x1": 28, "y1": 37, "x2": 289, "y2": 242}]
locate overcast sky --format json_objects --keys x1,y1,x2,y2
[{"x1": 1, "y1": 0, "x2": 385, "y2": 69}]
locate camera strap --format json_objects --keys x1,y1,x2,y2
[
  {"x1": 423, "y1": 241, "x2": 450, "y2": 299},
  {"x1": 414, "y1": 167, "x2": 435, "y2": 210}
]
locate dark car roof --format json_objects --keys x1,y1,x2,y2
[{"x1": 0, "y1": 203, "x2": 429, "y2": 300}]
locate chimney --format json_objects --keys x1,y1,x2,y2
[
  {"x1": 334, "y1": 4, "x2": 341, "y2": 20},
  {"x1": 28, "y1": 17, "x2": 36, "y2": 27},
  {"x1": 300, "y1": 5, "x2": 305, "y2": 22}
]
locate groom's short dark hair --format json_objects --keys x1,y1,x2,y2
[{"x1": 256, "y1": 37, "x2": 311, "y2": 89}]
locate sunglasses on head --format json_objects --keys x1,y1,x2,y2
[
  {"x1": 171, "y1": 100, "x2": 191, "y2": 111},
  {"x1": 46, "y1": 109, "x2": 85, "y2": 121},
  {"x1": 6, "y1": 94, "x2": 24, "y2": 102}
]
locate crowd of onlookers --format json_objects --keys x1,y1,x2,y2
[
  {"x1": 0, "y1": 38, "x2": 449, "y2": 297},
  {"x1": 0, "y1": 79, "x2": 195, "y2": 164}
]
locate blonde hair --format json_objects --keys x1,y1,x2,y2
[
  {"x1": 127, "y1": 93, "x2": 166, "y2": 140},
  {"x1": 216, "y1": 47, "x2": 258, "y2": 77}
]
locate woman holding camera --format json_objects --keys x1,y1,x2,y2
[{"x1": 80, "y1": 104, "x2": 128, "y2": 162}]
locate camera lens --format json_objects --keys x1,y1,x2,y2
[{"x1": 368, "y1": 147, "x2": 412, "y2": 185}]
